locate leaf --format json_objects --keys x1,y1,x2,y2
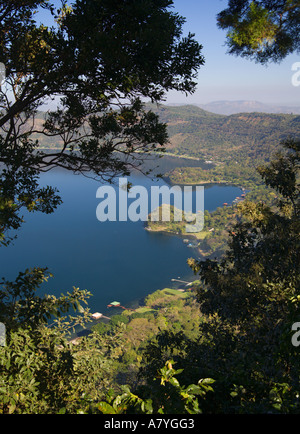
[
  {"x1": 98, "y1": 402, "x2": 116, "y2": 414},
  {"x1": 169, "y1": 377, "x2": 180, "y2": 388},
  {"x1": 8, "y1": 402, "x2": 16, "y2": 414},
  {"x1": 58, "y1": 407, "x2": 66, "y2": 414},
  {"x1": 186, "y1": 384, "x2": 201, "y2": 395},
  {"x1": 199, "y1": 378, "x2": 215, "y2": 385}
]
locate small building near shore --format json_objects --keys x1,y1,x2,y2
[
  {"x1": 91, "y1": 312, "x2": 103, "y2": 320},
  {"x1": 108, "y1": 301, "x2": 121, "y2": 307}
]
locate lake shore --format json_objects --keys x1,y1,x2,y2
[{"x1": 145, "y1": 224, "x2": 211, "y2": 258}]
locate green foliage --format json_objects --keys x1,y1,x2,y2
[
  {"x1": 97, "y1": 360, "x2": 215, "y2": 414},
  {"x1": 0, "y1": 267, "x2": 92, "y2": 331},
  {"x1": 185, "y1": 139, "x2": 300, "y2": 413},
  {"x1": 0, "y1": 317, "x2": 127, "y2": 414},
  {"x1": 150, "y1": 103, "x2": 300, "y2": 166},
  {"x1": 92, "y1": 314, "x2": 130, "y2": 336},
  {"x1": 0, "y1": 326, "x2": 132, "y2": 414},
  {"x1": 144, "y1": 289, "x2": 166, "y2": 306},
  {"x1": 0, "y1": 265, "x2": 131, "y2": 414},
  {"x1": 1, "y1": 0, "x2": 299, "y2": 415},
  {"x1": 257, "y1": 138, "x2": 300, "y2": 216},
  {"x1": 1, "y1": 139, "x2": 299, "y2": 413},
  {"x1": 91, "y1": 322, "x2": 110, "y2": 335},
  {"x1": 109, "y1": 315, "x2": 130, "y2": 328},
  {"x1": 227, "y1": 2, "x2": 279, "y2": 51},
  {"x1": 217, "y1": 0, "x2": 300, "y2": 63},
  {"x1": 167, "y1": 163, "x2": 262, "y2": 188},
  {"x1": 0, "y1": 0, "x2": 204, "y2": 243}
]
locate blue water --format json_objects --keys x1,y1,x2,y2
[{"x1": 0, "y1": 161, "x2": 242, "y2": 313}]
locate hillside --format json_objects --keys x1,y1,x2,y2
[
  {"x1": 148, "y1": 103, "x2": 300, "y2": 165},
  {"x1": 30, "y1": 104, "x2": 300, "y2": 169}
]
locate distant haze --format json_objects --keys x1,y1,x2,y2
[{"x1": 167, "y1": 100, "x2": 300, "y2": 116}]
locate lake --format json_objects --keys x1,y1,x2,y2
[{"x1": 0, "y1": 156, "x2": 242, "y2": 314}]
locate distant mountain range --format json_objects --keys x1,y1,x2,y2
[{"x1": 168, "y1": 100, "x2": 300, "y2": 116}]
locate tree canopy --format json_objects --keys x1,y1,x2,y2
[
  {"x1": 0, "y1": 0, "x2": 204, "y2": 244},
  {"x1": 217, "y1": 0, "x2": 300, "y2": 63},
  {"x1": 136, "y1": 139, "x2": 300, "y2": 414}
]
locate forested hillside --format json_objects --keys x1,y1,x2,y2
[
  {"x1": 148, "y1": 103, "x2": 300, "y2": 164},
  {"x1": 33, "y1": 104, "x2": 300, "y2": 168}
]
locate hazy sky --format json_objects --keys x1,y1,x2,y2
[
  {"x1": 168, "y1": 0, "x2": 299, "y2": 106},
  {"x1": 37, "y1": 0, "x2": 299, "y2": 107}
]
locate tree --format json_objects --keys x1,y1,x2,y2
[
  {"x1": 131, "y1": 140, "x2": 299, "y2": 414},
  {"x1": 97, "y1": 360, "x2": 215, "y2": 415},
  {"x1": 0, "y1": 266, "x2": 130, "y2": 414},
  {"x1": 184, "y1": 139, "x2": 300, "y2": 412},
  {"x1": 0, "y1": 0, "x2": 204, "y2": 413},
  {"x1": 123, "y1": 2, "x2": 300, "y2": 414},
  {"x1": 0, "y1": 0, "x2": 204, "y2": 244},
  {"x1": 217, "y1": 0, "x2": 300, "y2": 63}
]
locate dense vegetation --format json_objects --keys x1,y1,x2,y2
[
  {"x1": 1, "y1": 0, "x2": 300, "y2": 416},
  {"x1": 146, "y1": 184, "x2": 278, "y2": 258},
  {"x1": 27, "y1": 104, "x2": 300, "y2": 169},
  {"x1": 1, "y1": 139, "x2": 299, "y2": 414},
  {"x1": 97, "y1": 139, "x2": 300, "y2": 415},
  {"x1": 165, "y1": 163, "x2": 263, "y2": 188},
  {"x1": 90, "y1": 288, "x2": 202, "y2": 389},
  {"x1": 217, "y1": 0, "x2": 300, "y2": 64},
  {"x1": 150, "y1": 103, "x2": 300, "y2": 164}
]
